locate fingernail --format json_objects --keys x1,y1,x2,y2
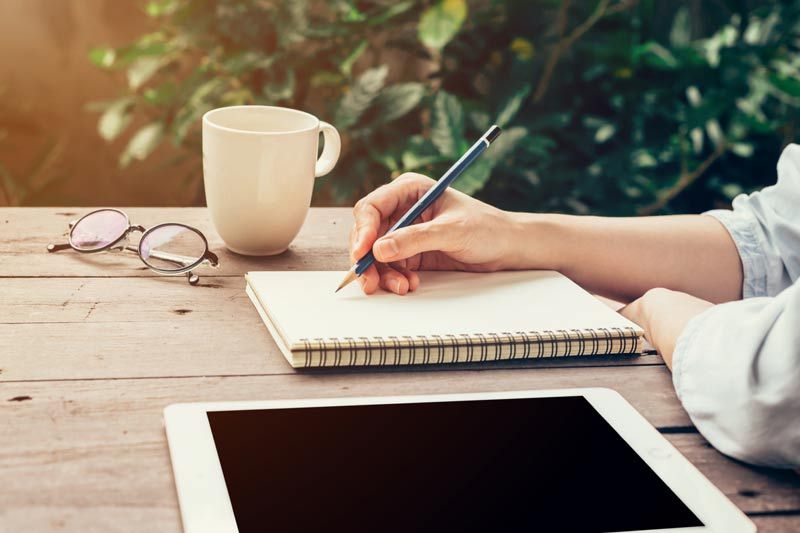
[
  {"x1": 391, "y1": 279, "x2": 402, "y2": 293},
  {"x1": 375, "y1": 238, "x2": 398, "y2": 260}
]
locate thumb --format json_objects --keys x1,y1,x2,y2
[{"x1": 372, "y1": 222, "x2": 446, "y2": 263}]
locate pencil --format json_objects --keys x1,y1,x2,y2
[{"x1": 336, "y1": 125, "x2": 502, "y2": 292}]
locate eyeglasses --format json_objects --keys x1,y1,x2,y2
[{"x1": 47, "y1": 208, "x2": 219, "y2": 285}]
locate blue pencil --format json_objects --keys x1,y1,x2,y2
[{"x1": 336, "y1": 125, "x2": 502, "y2": 292}]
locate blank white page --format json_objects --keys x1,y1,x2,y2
[{"x1": 246, "y1": 270, "x2": 640, "y2": 345}]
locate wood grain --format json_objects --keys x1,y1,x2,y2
[
  {"x1": 0, "y1": 377, "x2": 797, "y2": 532},
  {"x1": 751, "y1": 514, "x2": 800, "y2": 533}
]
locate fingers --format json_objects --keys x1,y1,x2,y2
[
  {"x1": 350, "y1": 203, "x2": 381, "y2": 260},
  {"x1": 392, "y1": 263, "x2": 420, "y2": 292},
  {"x1": 377, "y1": 263, "x2": 409, "y2": 295},
  {"x1": 358, "y1": 263, "x2": 380, "y2": 295},
  {"x1": 372, "y1": 221, "x2": 445, "y2": 263},
  {"x1": 351, "y1": 173, "x2": 435, "y2": 260}
]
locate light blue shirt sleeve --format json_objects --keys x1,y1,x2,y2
[{"x1": 671, "y1": 144, "x2": 800, "y2": 468}]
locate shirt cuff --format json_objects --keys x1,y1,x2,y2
[
  {"x1": 671, "y1": 303, "x2": 718, "y2": 402},
  {"x1": 703, "y1": 209, "x2": 769, "y2": 298}
]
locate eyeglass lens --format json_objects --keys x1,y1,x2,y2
[
  {"x1": 139, "y1": 225, "x2": 207, "y2": 272},
  {"x1": 70, "y1": 209, "x2": 128, "y2": 251}
]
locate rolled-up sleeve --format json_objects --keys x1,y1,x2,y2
[
  {"x1": 673, "y1": 283, "x2": 800, "y2": 467},
  {"x1": 672, "y1": 143, "x2": 800, "y2": 468},
  {"x1": 705, "y1": 143, "x2": 800, "y2": 298}
]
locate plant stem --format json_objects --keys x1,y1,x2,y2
[
  {"x1": 533, "y1": 0, "x2": 572, "y2": 103},
  {"x1": 638, "y1": 143, "x2": 727, "y2": 216},
  {"x1": 533, "y1": 0, "x2": 634, "y2": 103}
]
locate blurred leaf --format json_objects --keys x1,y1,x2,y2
[
  {"x1": 120, "y1": 122, "x2": 164, "y2": 167},
  {"x1": 519, "y1": 135, "x2": 556, "y2": 159},
  {"x1": 701, "y1": 24, "x2": 738, "y2": 67},
  {"x1": 367, "y1": 83, "x2": 425, "y2": 126},
  {"x1": 223, "y1": 52, "x2": 274, "y2": 75},
  {"x1": 143, "y1": 83, "x2": 177, "y2": 105},
  {"x1": 431, "y1": 90, "x2": 466, "y2": 157},
  {"x1": 470, "y1": 110, "x2": 490, "y2": 131},
  {"x1": 173, "y1": 78, "x2": 225, "y2": 144},
  {"x1": 595, "y1": 124, "x2": 616, "y2": 143},
  {"x1": 634, "y1": 42, "x2": 679, "y2": 69},
  {"x1": 721, "y1": 183, "x2": 744, "y2": 199},
  {"x1": 262, "y1": 70, "x2": 296, "y2": 102},
  {"x1": 145, "y1": 0, "x2": 178, "y2": 17},
  {"x1": 454, "y1": 158, "x2": 493, "y2": 195},
  {"x1": 455, "y1": 126, "x2": 526, "y2": 195},
  {"x1": 496, "y1": 84, "x2": 531, "y2": 127},
  {"x1": 768, "y1": 73, "x2": 800, "y2": 99},
  {"x1": 399, "y1": 135, "x2": 445, "y2": 171},
  {"x1": 418, "y1": 0, "x2": 467, "y2": 50},
  {"x1": 89, "y1": 47, "x2": 116, "y2": 69},
  {"x1": 731, "y1": 143, "x2": 754, "y2": 158},
  {"x1": 335, "y1": 65, "x2": 388, "y2": 129},
  {"x1": 669, "y1": 7, "x2": 691, "y2": 47},
  {"x1": 339, "y1": 0, "x2": 366, "y2": 22},
  {"x1": 632, "y1": 150, "x2": 658, "y2": 168},
  {"x1": 340, "y1": 40, "x2": 367, "y2": 76},
  {"x1": 98, "y1": 97, "x2": 134, "y2": 141},
  {"x1": 510, "y1": 37, "x2": 535, "y2": 61},
  {"x1": 370, "y1": 149, "x2": 399, "y2": 172},
  {"x1": 311, "y1": 71, "x2": 345, "y2": 88},
  {"x1": 127, "y1": 57, "x2": 165, "y2": 90},
  {"x1": 366, "y1": 1, "x2": 415, "y2": 26}
]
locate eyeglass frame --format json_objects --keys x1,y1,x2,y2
[{"x1": 47, "y1": 208, "x2": 220, "y2": 285}]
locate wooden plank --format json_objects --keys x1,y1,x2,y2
[
  {"x1": 751, "y1": 514, "x2": 800, "y2": 532},
  {"x1": 0, "y1": 363, "x2": 684, "y2": 418},
  {"x1": 0, "y1": 276, "x2": 661, "y2": 381},
  {"x1": 0, "y1": 207, "x2": 353, "y2": 277},
  {"x1": 667, "y1": 433, "x2": 800, "y2": 514},
  {"x1": 0, "y1": 377, "x2": 796, "y2": 532}
]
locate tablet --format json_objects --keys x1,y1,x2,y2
[{"x1": 164, "y1": 388, "x2": 755, "y2": 533}]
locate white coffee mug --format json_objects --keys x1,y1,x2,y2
[{"x1": 202, "y1": 105, "x2": 340, "y2": 255}]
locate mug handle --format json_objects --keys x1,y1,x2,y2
[{"x1": 315, "y1": 121, "x2": 341, "y2": 178}]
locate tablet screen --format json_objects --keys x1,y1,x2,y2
[{"x1": 208, "y1": 396, "x2": 703, "y2": 532}]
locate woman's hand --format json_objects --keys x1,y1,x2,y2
[
  {"x1": 620, "y1": 288, "x2": 713, "y2": 368},
  {"x1": 349, "y1": 173, "x2": 518, "y2": 295}
]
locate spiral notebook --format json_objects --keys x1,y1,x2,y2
[{"x1": 245, "y1": 270, "x2": 643, "y2": 368}]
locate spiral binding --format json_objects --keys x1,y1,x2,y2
[{"x1": 296, "y1": 326, "x2": 641, "y2": 368}]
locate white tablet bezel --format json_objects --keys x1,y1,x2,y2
[{"x1": 163, "y1": 388, "x2": 755, "y2": 533}]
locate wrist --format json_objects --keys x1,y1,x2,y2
[{"x1": 498, "y1": 212, "x2": 568, "y2": 271}]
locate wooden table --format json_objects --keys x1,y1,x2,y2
[{"x1": 1, "y1": 207, "x2": 798, "y2": 532}]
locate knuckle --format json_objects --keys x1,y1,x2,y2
[
  {"x1": 643, "y1": 287, "x2": 670, "y2": 300},
  {"x1": 396, "y1": 172, "x2": 433, "y2": 186}
]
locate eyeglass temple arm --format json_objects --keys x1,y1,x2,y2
[
  {"x1": 122, "y1": 245, "x2": 217, "y2": 268},
  {"x1": 48, "y1": 242, "x2": 206, "y2": 269},
  {"x1": 47, "y1": 243, "x2": 72, "y2": 253}
]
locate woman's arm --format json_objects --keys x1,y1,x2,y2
[
  {"x1": 506, "y1": 213, "x2": 743, "y2": 304},
  {"x1": 350, "y1": 173, "x2": 743, "y2": 303}
]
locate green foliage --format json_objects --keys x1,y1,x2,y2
[
  {"x1": 89, "y1": 0, "x2": 800, "y2": 214},
  {"x1": 418, "y1": 0, "x2": 468, "y2": 50}
]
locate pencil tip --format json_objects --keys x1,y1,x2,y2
[{"x1": 335, "y1": 270, "x2": 358, "y2": 293}]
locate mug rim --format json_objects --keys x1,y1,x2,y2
[{"x1": 202, "y1": 105, "x2": 320, "y2": 136}]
